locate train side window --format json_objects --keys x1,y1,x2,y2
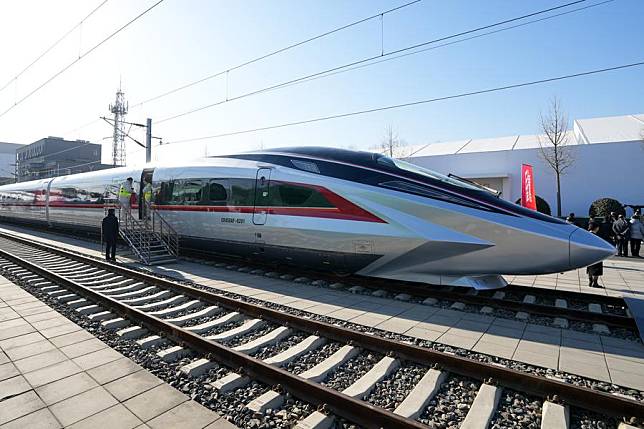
[
  {"x1": 207, "y1": 180, "x2": 228, "y2": 205},
  {"x1": 167, "y1": 179, "x2": 200, "y2": 205},
  {"x1": 169, "y1": 181, "x2": 184, "y2": 205},
  {"x1": 229, "y1": 179, "x2": 254, "y2": 206},
  {"x1": 271, "y1": 182, "x2": 333, "y2": 208},
  {"x1": 180, "y1": 180, "x2": 203, "y2": 205},
  {"x1": 158, "y1": 181, "x2": 175, "y2": 205}
]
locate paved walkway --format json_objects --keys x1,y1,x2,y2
[
  {"x1": 1, "y1": 224, "x2": 643, "y2": 393},
  {"x1": 0, "y1": 277, "x2": 236, "y2": 429},
  {"x1": 509, "y1": 256, "x2": 644, "y2": 297}
]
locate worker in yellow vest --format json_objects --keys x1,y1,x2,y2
[
  {"x1": 142, "y1": 179, "x2": 153, "y2": 219},
  {"x1": 118, "y1": 177, "x2": 134, "y2": 211}
]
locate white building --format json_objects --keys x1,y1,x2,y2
[
  {"x1": 406, "y1": 113, "x2": 644, "y2": 217},
  {"x1": 0, "y1": 142, "x2": 23, "y2": 185}
]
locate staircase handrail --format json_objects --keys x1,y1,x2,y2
[
  {"x1": 145, "y1": 200, "x2": 179, "y2": 258},
  {"x1": 112, "y1": 200, "x2": 149, "y2": 264}
]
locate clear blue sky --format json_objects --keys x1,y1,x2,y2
[{"x1": 0, "y1": 0, "x2": 642, "y2": 163}]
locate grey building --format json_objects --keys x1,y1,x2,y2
[
  {"x1": 16, "y1": 137, "x2": 113, "y2": 182},
  {"x1": 0, "y1": 142, "x2": 23, "y2": 185}
]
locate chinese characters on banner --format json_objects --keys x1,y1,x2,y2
[{"x1": 521, "y1": 164, "x2": 537, "y2": 210}]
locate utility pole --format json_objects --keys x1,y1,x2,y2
[
  {"x1": 146, "y1": 118, "x2": 152, "y2": 163},
  {"x1": 100, "y1": 115, "x2": 158, "y2": 164},
  {"x1": 109, "y1": 85, "x2": 128, "y2": 166}
]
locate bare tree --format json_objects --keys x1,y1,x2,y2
[
  {"x1": 377, "y1": 125, "x2": 409, "y2": 158},
  {"x1": 537, "y1": 97, "x2": 574, "y2": 217}
]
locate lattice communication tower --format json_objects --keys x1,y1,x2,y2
[{"x1": 109, "y1": 87, "x2": 128, "y2": 166}]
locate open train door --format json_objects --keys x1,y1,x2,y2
[
  {"x1": 139, "y1": 168, "x2": 154, "y2": 219},
  {"x1": 252, "y1": 168, "x2": 271, "y2": 225}
]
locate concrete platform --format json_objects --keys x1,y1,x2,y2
[
  {"x1": 509, "y1": 257, "x2": 644, "y2": 297},
  {"x1": 0, "y1": 276, "x2": 236, "y2": 429},
  {"x1": 1, "y1": 224, "x2": 644, "y2": 393}
]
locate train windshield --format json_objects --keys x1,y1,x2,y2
[{"x1": 377, "y1": 156, "x2": 480, "y2": 191}]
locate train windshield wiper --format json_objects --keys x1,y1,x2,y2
[{"x1": 447, "y1": 174, "x2": 501, "y2": 197}]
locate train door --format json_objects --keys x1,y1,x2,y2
[
  {"x1": 139, "y1": 168, "x2": 154, "y2": 219},
  {"x1": 252, "y1": 168, "x2": 271, "y2": 225},
  {"x1": 44, "y1": 180, "x2": 52, "y2": 226}
]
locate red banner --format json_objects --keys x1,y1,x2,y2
[{"x1": 521, "y1": 164, "x2": 537, "y2": 210}]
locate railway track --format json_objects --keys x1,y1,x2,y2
[
  {"x1": 0, "y1": 230, "x2": 642, "y2": 428},
  {"x1": 1, "y1": 224, "x2": 637, "y2": 340},
  {"x1": 181, "y1": 252, "x2": 638, "y2": 340}
]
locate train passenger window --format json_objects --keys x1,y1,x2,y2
[
  {"x1": 169, "y1": 179, "x2": 203, "y2": 205},
  {"x1": 228, "y1": 179, "x2": 254, "y2": 206},
  {"x1": 169, "y1": 182, "x2": 183, "y2": 205},
  {"x1": 157, "y1": 181, "x2": 174, "y2": 205},
  {"x1": 207, "y1": 180, "x2": 228, "y2": 204},
  {"x1": 182, "y1": 180, "x2": 203, "y2": 204},
  {"x1": 270, "y1": 183, "x2": 333, "y2": 208}
]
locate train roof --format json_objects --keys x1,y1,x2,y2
[{"x1": 240, "y1": 146, "x2": 384, "y2": 168}]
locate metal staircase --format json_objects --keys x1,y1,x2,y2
[{"x1": 108, "y1": 200, "x2": 179, "y2": 265}]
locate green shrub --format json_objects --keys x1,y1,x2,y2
[
  {"x1": 514, "y1": 196, "x2": 551, "y2": 215},
  {"x1": 588, "y1": 198, "x2": 624, "y2": 218}
]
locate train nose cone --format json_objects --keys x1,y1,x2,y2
[{"x1": 568, "y1": 228, "x2": 616, "y2": 269}]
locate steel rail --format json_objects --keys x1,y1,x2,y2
[
  {"x1": 183, "y1": 246, "x2": 634, "y2": 328},
  {"x1": 0, "y1": 224, "x2": 631, "y2": 327},
  {"x1": 0, "y1": 247, "x2": 426, "y2": 429},
  {"x1": 503, "y1": 283, "x2": 626, "y2": 306},
  {"x1": 361, "y1": 278, "x2": 635, "y2": 329},
  {"x1": 0, "y1": 231, "x2": 642, "y2": 419}
]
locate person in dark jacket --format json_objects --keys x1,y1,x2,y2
[
  {"x1": 608, "y1": 212, "x2": 618, "y2": 244},
  {"x1": 612, "y1": 214, "x2": 630, "y2": 257},
  {"x1": 598, "y1": 217, "x2": 613, "y2": 244},
  {"x1": 102, "y1": 209, "x2": 119, "y2": 261},
  {"x1": 586, "y1": 222, "x2": 604, "y2": 288}
]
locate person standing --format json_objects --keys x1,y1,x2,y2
[
  {"x1": 612, "y1": 214, "x2": 630, "y2": 257},
  {"x1": 118, "y1": 177, "x2": 134, "y2": 211},
  {"x1": 142, "y1": 179, "x2": 153, "y2": 219},
  {"x1": 565, "y1": 213, "x2": 576, "y2": 225},
  {"x1": 102, "y1": 208, "x2": 119, "y2": 261},
  {"x1": 586, "y1": 222, "x2": 604, "y2": 288},
  {"x1": 598, "y1": 216, "x2": 613, "y2": 244},
  {"x1": 629, "y1": 214, "x2": 644, "y2": 258},
  {"x1": 608, "y1": 212, "x2": 618, "y2": 245}
]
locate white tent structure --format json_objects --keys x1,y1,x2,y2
[{"x1": 406, "y1": 113, "x2": 644, "y2": 217}]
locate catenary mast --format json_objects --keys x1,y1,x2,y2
[{"x1": 109, "y1": 85, "x2": 128, "y2": 166}]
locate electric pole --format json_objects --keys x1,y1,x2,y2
[
  {"x1": 146, "y1": 118, "x2": 152, "y2": 163},
  {"x1": 109, "y1": 86, "x2": 128, "y2": 166}
]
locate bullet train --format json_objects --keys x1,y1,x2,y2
[{"x1": 0, "y1": 147, "x2": 615, "y2": 289}]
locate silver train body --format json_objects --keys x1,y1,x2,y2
[{"x1": 0, "y1": 147, "x2": 615, "y2": 289}]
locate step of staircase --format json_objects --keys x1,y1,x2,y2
[{"x1": 119, "y1": 209, "x2": 178, "y2": 266}]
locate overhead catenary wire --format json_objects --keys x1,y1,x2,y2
[
  {"x1": 272, "y1": 0, "x2": 616, "y2": 92},
  {"x1": 19, "y1": 121, "x2": 146, "y2": 168},
  {"x1": 62, "y1": 118, "x2": 103, "y2": 137},
  {"x1": 155, "y1": 0, "x2": 591, "y2": 124},
  {"x1": 42, "y1": 117, "x2": 147, "y2": 165},
  {"x1": 60, "y1": 0, "x2": 422, "y2": 136},
  {"x1": 61, "y1": 0, "x2": 609, "y2": 141},
  {"x1": 0, "y1": 0, "x2": 165, "y2": 121},
  {"x1": 130, "y1": 0, "x2": 422, "y2": 108},
  {"x1": 0, "y1": 0, "x2": 109, "y2": 94},
  {"x1": 161, "y1": 60, "x2": 644, "y2": 146}
]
